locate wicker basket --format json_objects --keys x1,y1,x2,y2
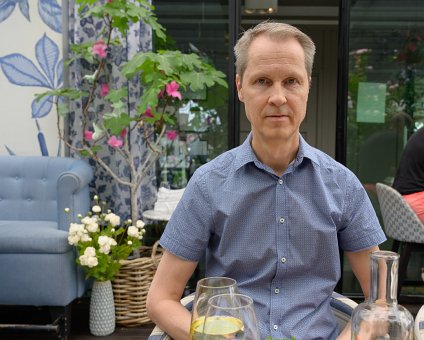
[{"x1": 112, "y1": 241, "x2": 163, "y2": 326}]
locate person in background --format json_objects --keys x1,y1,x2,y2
[
  {"x1": 393, "y1": 126, "x2": 424, "y2": 223},
  {"x1": 146, "y1": 21, "x2": 386, "y2": 340}
]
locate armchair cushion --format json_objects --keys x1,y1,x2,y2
[{"x1": 0, "y1": 222, "x2": 71, "y2": 253}]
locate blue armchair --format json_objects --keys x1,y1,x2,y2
[{"x1": 0, "y1": 155, "x2": 93, "y2": 337}]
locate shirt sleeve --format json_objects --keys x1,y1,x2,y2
[
  {"x1": 338, "y1": 171, "x2": 387, "y2": 252},
  {"x1": 159, "y1": 169, "x2": 214, "y2": 261}
]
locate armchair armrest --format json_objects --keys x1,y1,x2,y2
[{"x1": 57, "y1": 159, "x2": 93, "y2": 230}]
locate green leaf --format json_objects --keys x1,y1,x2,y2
[
  {"x1": 106, "y1": 87, "x2": 128, "y2": 102},
  {"x1": 57, "y1": 103, "x2": 68, "y2": 117},
  {"x1": 90, "y1": 145, "x2": 102, "y2": 154},
  {"x1": 80, "y1": 150, "x2": 90, "y2": 157},
  {"x1": 104, "y1": 114, "x2": 132, "y2": 136}
]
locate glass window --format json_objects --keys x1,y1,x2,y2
[
  {"x1": 344, "y1": 0, "x2": 424, "y2": 296},
  {"x1": 153, "y1": 0, "x2": 230, "y2": 188}
]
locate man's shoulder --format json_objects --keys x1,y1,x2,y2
[
  {"x1": 194, "y1": 146, "x2": 241, "y2": 178},
  {"x1": 304, "y1": 145, "x2": 359, "y2": 183},
  {"x1": 306, "y1": 145, "x2": 347, "y2": 170}
]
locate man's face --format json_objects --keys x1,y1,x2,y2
[{"x1": 236, "y1": 35, "x2": 310, "y2": 145}]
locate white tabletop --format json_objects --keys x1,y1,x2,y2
[{"x1": 142, "y1": 209, "x2": 171, "y2": 221}]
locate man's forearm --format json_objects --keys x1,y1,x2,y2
[{"x1": 149, "y1": 299, "x2": 192, "y2": 340}]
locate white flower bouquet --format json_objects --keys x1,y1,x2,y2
[{"x1": 67, "y1": 195, "x2": 146, "y2": 282}]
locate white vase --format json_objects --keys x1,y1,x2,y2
[{"x1": 89, "y1": 280, "x2": 116, "y2": 336}]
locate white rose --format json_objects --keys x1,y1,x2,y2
[
  {"x1": 127, "y1": 241, "x2": 132, "y2": 245},
  {"x1": 86, "y1": 222, "x2": 99, "y2": 233},
  {"x1": 79, "y1": 254, "x2": 98, "y2": 268},
  {"x1": 68, "y1": 234, "x2": 79, "y2": 246},
  {"x1": 68, "y1": 223, "x2": 89, "y2": 245},
  {"x1": 92, "y1": 205, "x2": 101, "y2": 213},
  {"x1": 84, "y1": 246, "x2": 96, "y2": 257},
  {"x1": 80, "y1": 234, "x2": 92, "y2": 242},
  {"x1": 81, "y1": 216, "x2": 95, "y2": 225},
  {"x1": 99, "y1": 243, "x2": 111, "y2": 254},
  {"x1": 98, "y1": 236, "x2": 116, "y2": 246},
  {"x1": 136, "y1": 220, "x2": 145, "y2": 229},
  {"x1": 127, "y1": 226, "x2": 140, "y2": 238},
  {"x1": 98, "y1": 236, "x2": 117, "y2": 254},
  {"x1": 104, "y1": 213, "x2": 120, "y2": 227},
  {"x1": 86, "y1": 256, "x2": 98, "y2": 268},
  {"x1": 79, "y1": 254, "x2": 88, "y2": 266},
  {"x1": 69, "y1": 223, "x2": 85, "y2": 234}
]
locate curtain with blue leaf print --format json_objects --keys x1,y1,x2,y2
[
  {"x1": 0, "y1": 0, "x2": 63, "y2": 156},
  {"x1": 66, "y1": 1, "x2": 157, "y2": 220}
]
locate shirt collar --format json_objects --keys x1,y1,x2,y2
[{"x1": 234, "y1": 132, "x2": 320, "y2": 172}]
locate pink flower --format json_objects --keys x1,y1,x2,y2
[
  {"x1": 100, "y1": 83, "x2": 109, "y2": 97},
  {"x1": 166, "y1": 130, "x2": 178, "y2": 141},
  {"x1": 144, "y1": 107, "x2": 154, "y2": 118},
  {"x1": 92, "y1": 40, "x2": 107, "y2": 58},
  {"x1": 84, "y1": 130, "x2": 94, "y2": 141},
  {"x1": 107, "y1": 136, "x2": 123, "y2": 148},
  {"x1": 165, "y1": 81, "x2": 182, "y2": 100},
  {"x1": 120, "y1": 128, "x2": 127, "y2": 139}
]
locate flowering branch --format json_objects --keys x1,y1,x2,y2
[{"x1": 36, "y1": 0, "x2": 227, "y2": 230}]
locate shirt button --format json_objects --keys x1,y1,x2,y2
[
  {"x1": 273, "y1": 325, "x2": 278, "y2": 330},
  {"x1": 278, "y1": 179, "x2": 283, "y2": 185},
  {"x1": 279, "y1": 217, "x2": 285, "y2": 224},
  {"x1": 281, "y1": 257, "x2": 286, "y2": 263},
  {"x1": 274, "y1": 288, "x2": 280, "y2": 294}
]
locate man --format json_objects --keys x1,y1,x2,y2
[
  {"x1": 393, "y1": 126, "x2": 424, "y2": 223},
  {"x1": 147, "y1": 22, "x2": 386, "y2": 339}
]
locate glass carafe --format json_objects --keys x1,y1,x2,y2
[{"x1": 351, "y1": 250, "x2": 414, "y2": 339}]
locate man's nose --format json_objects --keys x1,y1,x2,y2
[{"x1": 268, "y1": 85, "x2": 287, "y2": 107}]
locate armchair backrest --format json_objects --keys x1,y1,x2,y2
[
  {"x1": 376, "y1": 182, "x2": 424, "y2": 243},
  {"x1": 0, "y1": 156, "x2": 93, "y2": 229}
]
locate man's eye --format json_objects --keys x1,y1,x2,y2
[
  {"x1": 286, "y1": 78, "x2": 298, "y2": 85},
  {"x1": 256, "y1": 78, "x2": 268, "y2": 85}
]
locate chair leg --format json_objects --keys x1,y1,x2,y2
[
  {"x1": 49, "y1": 305, "x2": 72, "y2": 340},
  {"x1": 397, "y1": 242, "x2": 412, "y2": 300}
]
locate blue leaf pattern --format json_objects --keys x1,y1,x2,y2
[
  {"x1": 0, "y1": 0, "x2": 17, "y2": 23},
  {"x1": 4, "y1": 144, "x2": 16, "y2": 155},
  {"x1": 38, "y1": 0, "x2": 62, "y2": 33},
  {"x1": 31, "y1": 94, "x2": 53, "y2": 118},
  {"x1": 0, "y1": 54, "x2": 50, "y2": 87},
  {"x1": 36, "y1": 33, "x2": 58, "y2": 87},
  {"x1": 18, "y1": 0, "x2": 29, "y2": 21}
]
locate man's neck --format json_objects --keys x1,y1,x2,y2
[{"x1": 251, "y1": 134, "x2": 299, "y2": 177}]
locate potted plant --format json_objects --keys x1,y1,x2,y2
[
  {"x1": 37, "y1": 0, "x2": 227, "y2": 225},
  {"x1": 67, "y1": 196, "x2": 146, "y2": 335}
]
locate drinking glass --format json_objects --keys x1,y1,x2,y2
[
  {"x1": 200, "y1": 293, "x2": 260, "y2": 340},
  {"x1": 189, "y1": 277, "x2": 238, "y2": 340}
]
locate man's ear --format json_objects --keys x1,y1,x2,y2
[{"x1": 235, "y1": 74, "x2": 244, "y2": 102}]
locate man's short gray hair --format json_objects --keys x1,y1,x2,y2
[{"x1": 234, "y1": 21, "x2": 316, "y2": 80}]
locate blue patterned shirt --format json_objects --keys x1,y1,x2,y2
[{"x1": 160, "y1": 134, "x2": 386, "y2": 339}]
